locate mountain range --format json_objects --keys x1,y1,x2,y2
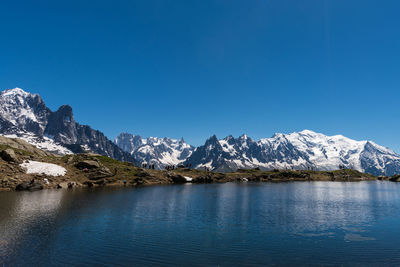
[
  {"x1": 182, "y1": 131, "x2": 400, "y2": 176},
  {"x1": 1, "y1": 87, "x2": 400, "y2": 176},
  {"x1": 114, "y1": 133, "x2": 194, "y2": 168}
]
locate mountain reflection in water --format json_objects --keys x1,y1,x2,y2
[{"x1": 1, "y1": 181, "x2": 400, "y2": 266}]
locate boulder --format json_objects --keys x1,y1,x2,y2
[
  {"x1": 15, "y1": 181, "x2": 43, "y2": 191},
  {"x1": 192, "y1": 175, "x2": 213, "y2": 183},
  {"x1": 0, "y1": 149, "x2": 18, "y2": 163},
  {"x1": 133, "y1": 177, "x2": 144, "y2": 185},
  {"x1": 75, "y1": 160, "x2": 100, "y2": 170},
  {"x1": 87, "y1": 167, "x2": 114, "y2": 180},
  {"x1": 168, "y1": 174, "x2": 187, "y2": 183},
  {"x1": 83, "y1": 181, "x2": 94, "y2": 187}
]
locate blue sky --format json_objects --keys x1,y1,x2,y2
[{"x1": 1, "y1": 0, "x2": 399, "y2": 150}]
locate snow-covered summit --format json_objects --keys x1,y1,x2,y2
[
  {"x1": 0, "y1": 87, "x2": 47, "y2": 133},
  {"x1": 0, "y1": 88, "x2": 134, "y2": 162},
  {"x1": 2, "y1": 87, "x2": 33, "y2": 97},
  {"x1": 185, "y1": 130, "x2": 400, "y2": 176},
  {"x1": 115, "y1": 133, "x2": 194, "y2": 168}
]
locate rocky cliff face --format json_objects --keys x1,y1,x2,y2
[
  {"x1": 0, "y1": 88, "x2": 135, "y2": 163},
  {"x1": 0, "y1": 88, "x2": 49, "y2": 136}
]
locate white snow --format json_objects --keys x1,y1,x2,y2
[
  {"x1": 3, "y1": 133, "x2": 73, "y2": 155},
  {"x1": 193, "y1": 130, "x2": 400, "y2": 174},
  {"x1": 115, "y1": 133, "x2": 194, "y2": 168},
  {"x1": 197, "y1": 160, "x2": 213, "y2": 169},
  {"x1": 219, "y1": 139, "x2": 237, "y2": 156},
  {"x1": 183, "y1": 176, "x2": 193, "y2": 182},
  {"x1": 2, "y1": 87, "x2": 29, "y2": 97},
  {"x1": 0, "y1": 88, "x2": 43, "y2": 128},
  {"x1": 20, "y1": 160, "x2": 67, "y2": 176}
]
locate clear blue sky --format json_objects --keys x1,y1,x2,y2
[{"x1": 1, "y1": 0, "x2": 399, "y2": 150}]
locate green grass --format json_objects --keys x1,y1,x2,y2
[{"x1": 0, "y1": 144, "x2": 34, "y2": 157}]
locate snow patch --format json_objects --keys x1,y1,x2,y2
[
  {"x1": 183, "y1": 176, "x2": 193, "y2": 182},
  {"x1": 3, "y1": 133, "x2": 73, "y2": 155},
  {"x1": 20, "y1": 160, "x2": 67, "y2": 176}
]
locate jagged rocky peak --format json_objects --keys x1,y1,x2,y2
[
  {"x1": 224, "y1": 134, "x2": 234, "y2": 140},
  {"x1": 239, "y1": 133, "x2": 249, "y2": 139},
  {"x1": 45, "y1": 105, "x2": 78, "y2": 144},
  {"x1": 0, "y1": 87, "x2": 135, "y2": 163},
  {"x1": 0, "y1": 88, "x2": 49, "y2": 136},
  {"x1": 204, "y1": 134, "x2": 221, "y2": 146},
  {"x1": 114, "y1": 132, "x2": 195, "y2": 168},
  {"x1": 183, "y1": 130, "x2": 400, "y2": 176},
  {"x1": 2, "y1": 87, "x2": 32, "y2": 97},
  {"x1": 114, "y1": 133, "x2": 144, "y2": 152}
]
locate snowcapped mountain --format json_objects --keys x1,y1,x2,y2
[
  {"x1": 0, "y1": 88, "x2": 135, "y2": 162},
  {"x1": 2, "y1": 88, "x2": 399, "y2": 176},
  {"x1": 184, "y1": 130, "x2": 400, "y2": 176},
  {"x1": 115, "y1": 133, "x2": 194, "y2": 168}
]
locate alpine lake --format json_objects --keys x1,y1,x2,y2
[{"x1": 1, "y1": 181, "x2": 400, "y2": 266}]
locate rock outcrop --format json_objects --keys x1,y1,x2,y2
[
  {"x1": 0, "y1": 148, "x2": 19, "y2": 163},
  {"x1": 75, "y1": 160, "x2": 101, "y2": 170},
  {"x1": 15, "y1": 180, "x2": 43, "y2": 191}
]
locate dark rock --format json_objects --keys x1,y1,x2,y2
[
  {"x1": 15, "y1": 181, "x2": 43, "y2": 191},
  {"x1": 83, "y1": 181, "x2": 94, "y2": 187},
  {"x1": 133, "y1": 177, "x2": 144, "y2": 185},
  {"x1": 192, "y1": 175, "x2": 213, "y2": 183},
  {"x1": 137, "y1": 170, "x2": 150, "y2": 178},
  {"x1": 94, "y1": 179, "x2": 105, "y2": 186},
  {"x1": 75, "y1": 160, "x2": 100, "y2": 170},
  {"x1": 86, "y1": 167, "x2": 114, "y2": 180},
  {"x1": 168, "y1": 174, "x2": 187, "y2": 183},
  {"x1": 56, "y1": 183, "x2": 62, "y2": 189},
  {"x1": 0, "y1": 148, "x2": 18, "y2": 163}
]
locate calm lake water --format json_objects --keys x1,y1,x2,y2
[{"x1": 1, "y1": 181, "x2": 400, "y2": 266}]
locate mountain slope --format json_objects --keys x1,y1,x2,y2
[
  {"x1": 115, "y1": 133, "x2": 194, "y2": 168},
  {"x1": 0, "y1": 88, "x2": 135, "y2": 163},
  {"x1": 185, "y1": 130, "x2": 400, "y2": 176}
]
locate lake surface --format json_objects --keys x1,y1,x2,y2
[{"x1": 1, "y1": 181, "x2": 400, "y2": 266}]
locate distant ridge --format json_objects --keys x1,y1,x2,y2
[
  {"x1": 181, "y1": 130, "x2": 400, "y2": 176},
  {"x1": 115, "y1": 133, "x2": 194, "y2": 169}
]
